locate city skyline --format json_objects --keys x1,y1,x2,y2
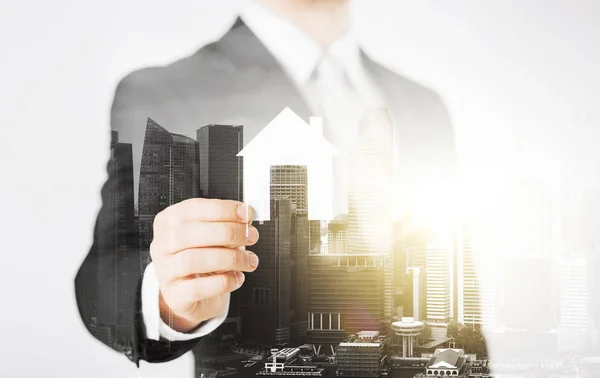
[
  {"x1": 131, "y1": 112, "x2": 489, "y2": 349},
  {"x1": 92, "y1": 109, "x2": 600, "y2": 378}
]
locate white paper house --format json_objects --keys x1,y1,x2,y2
[{"x1": 237, "y1": 107, "x2": 338, "y2": 222}]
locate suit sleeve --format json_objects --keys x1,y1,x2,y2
[{"x1": 74, "y1": 72, "x2": 204, "y2": 365}]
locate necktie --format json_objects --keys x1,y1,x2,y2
[{"x1": 311, "y1": 53, "x2": 366, "y2": 218}]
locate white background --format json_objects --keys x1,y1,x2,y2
[{"x1": 1, "y1": 0, "x2": 599, "y2": 377}]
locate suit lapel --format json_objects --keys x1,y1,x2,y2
[
  {"x1": 212, "y1": 20, "x2": 403, "y2": 140},
  {"x1": 211, "y1": 19, "x2": 313, "y2": 143}
]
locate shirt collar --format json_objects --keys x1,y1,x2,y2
[{"x1": 240, "y1": 2, "x2": 362, "y2": 86}]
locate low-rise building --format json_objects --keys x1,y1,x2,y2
[
  {"x1": 424, "y1": 349, "x2": 467, "y2": 377},
  {"x1": 336, "y1": 331, "x2": 387, "y2": 378}
]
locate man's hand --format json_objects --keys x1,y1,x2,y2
[{"x1": 150, "y1": 198, "x2": 259, "y2": 333}]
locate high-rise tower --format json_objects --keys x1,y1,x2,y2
[
  {"x1": 197, "y1": 124, "x2": 244, "y2": 328},
  {"x1": 93, "y1": 130, "x2": 137, "y2": 345},
  {"x1": 197, "y1": 124, "x2": 243, "y2": 201},
  {"x1": 138, "y1": 119, "x2": 199, "y2": 266},
  {"x1": 347, "y1": 108, "x2": 394, "y2": 256},
  {"x1": 457, "y1": 230, "x2": 483, "y2": 326},
  {"x1": 240, "y1": 199, "x2": 293, "y2": 346},
  {"x1": 269, "y1": 165, "x2": 310, "y2": 344}
]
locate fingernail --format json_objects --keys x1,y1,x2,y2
[
  {"x1": 246, "y1": 227, "x2": 259, "y2": 244},
  {"x1": 237, "y1": 204, "x2": 251, "y2": 223},
  {"x1": 235, "y1": 271, "x2": 245, "y2": 287},
  {"x1": 247, "y1": 252, "x2": 259, "y2": 268}
]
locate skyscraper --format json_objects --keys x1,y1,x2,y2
[
  {"x1": 94, "y1": 130, "x2": 136, "y2": 344},
  {"x1": 270, "y1": 165, "x2": 308, "y2": 212},
  {"x1": 138, "y1": 118, "x2": 199, "y2": 266},
  {"x1": 457, "y1": 231, "x2": 483, "y2": 326},
  {"x1": 304, "y1": 108, "x2": 396, "y2": 351},
  {"x1": 197, "y1": 124, "x2": 243, "y2": 201},
  {"x1": 241, "y1": 199, "x2": 293, "y2": 346},
  {"x1": 269, "y1": 165, "x2": 310, "y2": 344},
  {"x1": 406, "y1": 267, "x2": 427, "y2": 322},
  {"x1": 395, "y1": 219, "x2": 431, "y2": 320},
  {"x1": 425, "y1": 245, "x2": 452, "y2": 323},
  {"x1": 290, "y1": 209, "x2": 309, "y2": 343},
  {"x1": 327, "y1": 217, "x2": 348, "y2": 255},
  {"x1": 309, "y1": 220, "x2": 323, "y2": 253},
  {"x1": 197, "y1": 124, "x2": 244, "y2": 327},
  {"x1": 347, "y1": 108, "x2": 394, "y2": 256},
  {"x1": 345, "y1": 108, "x2": 395, "y2": 330}
]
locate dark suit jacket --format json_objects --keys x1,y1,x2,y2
[{"x1": 75, "y1": 18, "x2": 457, "y2": 372}]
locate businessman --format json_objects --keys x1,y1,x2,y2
[{"x1": 75, "y1": 0, "x2": 458, "y2": 373}]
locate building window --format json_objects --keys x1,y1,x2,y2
[
  {"x1": 307, "y1": 312, "x2": 341, "y2": 330},
  {"x1": 252, "y1": 287, "x2": 271, "y2": 306}
]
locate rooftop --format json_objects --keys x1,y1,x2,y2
[{"x1": 427, "y1": 349, "x2": 466, "y2": 370}]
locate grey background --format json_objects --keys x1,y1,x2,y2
[{"x1": 1, "y1": 0, "x2": 599, "y2": 376}]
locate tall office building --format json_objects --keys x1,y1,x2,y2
[
  {"x1": 138, "y1": 118, "x2": 199, "y2": 266},
  {"x1": 197, "y1": 124, "x2": 243, "y2": 201},
  {"x1": 270, "y1": 166, "x2": 308, "y2": 212},
  {"x1": 93, "y1": 130, "x2": 137, "y2": 344},
  {"x1": 327, "y1": 217, "x2": 348, "y2": 254},
  {"x1": 480, "y1": 286, "x2": 497, "y2": 331},
  {"x1": 197, "y1": 124, "x2": 243, "y2": 328},
  {"x1": 405, "y1": 267, "x2": 427, "y2": 322},
  {"x1": 269, "y1": 165, "x2": 310, "y2": 344},
  {"x1": 345, "y1": 108, "x2": 395, "y2": 328},
  {"x1": 347, "y1": 108, "x2": 394, "y2": 256},
  {"x1": 290, "y1": 209, "x2": 310, "y2": 343},
  {"x1": 397, "y1": 223, "x2": 430, "y2": 320},
  {"x1": 307, "y1": 253, "x2": 392, "y2": 349},
  {"x1": 425, "y1": 245, "x2": 452, "y2": 323},
  {"x1": 309, "y1": 220, "x2": 323, "y2": 253},
  {"x1": 457, "y1": 231, "x2": 483, "y2": 326},
  {"x1": 241, "y1": 199, "x2": 293, "y2": 346}
]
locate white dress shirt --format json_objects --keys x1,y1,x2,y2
[
  {"x1": 142, "y1": 1, "x2": 384, "y2": 341},
  {"x1": 243, "y1": 1, "x2": 384, "y2": 217}
]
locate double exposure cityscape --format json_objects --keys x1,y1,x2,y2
[{"x1": 90, "y1": 108, "x2": 600, "y2": 378}]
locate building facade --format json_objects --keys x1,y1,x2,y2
[
  {"x1": 138, "y1": 118, "x2": 199, "y2": 267},
  {"x1": 241, "y1": 199, "x2": 293, "y2": 346},
  {"x1": 457, "y1": 231, "x2": 483, "y2": 326},
  {"x1": 197, "y1": 124, "x2": 243, "y2": 201},
  {"x1": 197, "y1": 124, "x2": 244, "y2": 325},
  {"x1": 93, "y1": 130, "x2": 137, "y2": 345},
  {"x1": 307, "y1": 253, "x2": 392, "y2": 347},
  {"x1": 269, "y1": 165, "x2": 310, "y2": 344},
  {"x1": 337, "y1": 331, "x2": 387, "y2": 378}
]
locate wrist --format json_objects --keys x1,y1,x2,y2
[{"x1": 158, "y1": 291, "x2": 203, "y2": 333}]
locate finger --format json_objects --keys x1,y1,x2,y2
[
  {"x1": 154, "y1": 222, "x2": 259, "y2": 253},
  {"x1": 167, "y1": 271, "x2": 245, "y2": 304},
  {"x1": 156, "y1": 248, "x2": 259, "y2": 282},
  {"x1": 154, "y1": 198, "x2": 253, "y2": 227}
]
